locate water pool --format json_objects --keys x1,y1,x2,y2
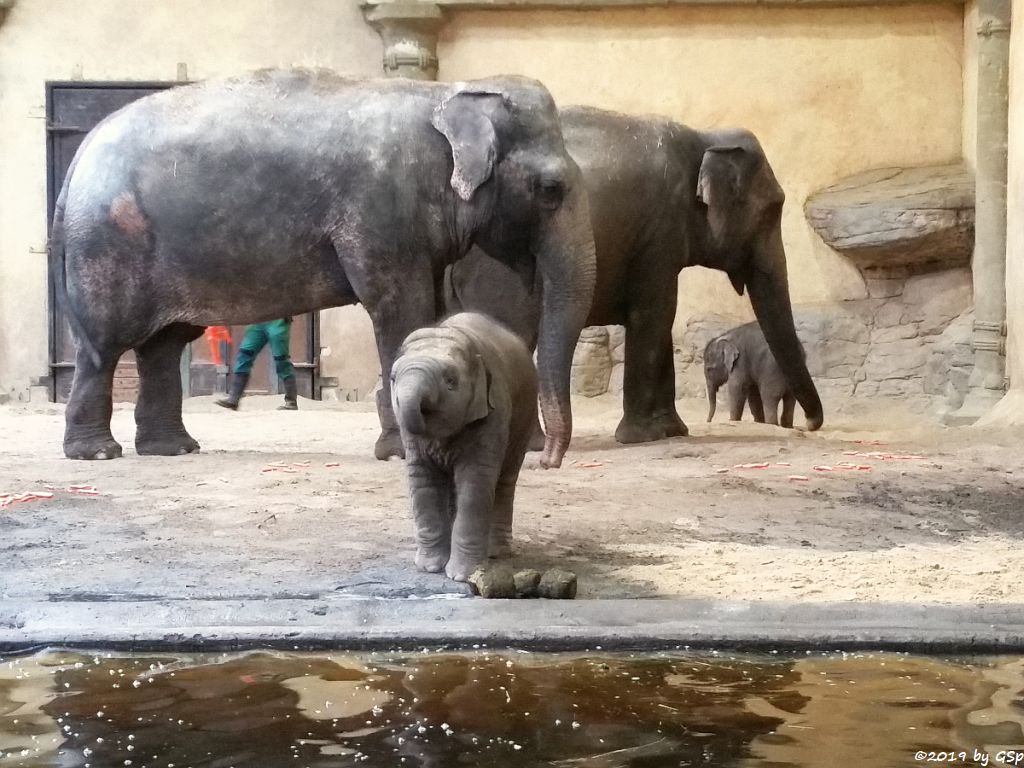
[{"x1": 1, "y1": 648, "x2": 1022, "y2": 766}]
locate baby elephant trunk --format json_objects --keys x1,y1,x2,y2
[
  {"x1": 706, "y1": 372, "x2": 720, "y2": 423},
  {"x1": 394, "y1": 368, "x2": 438, "y2": 437}
]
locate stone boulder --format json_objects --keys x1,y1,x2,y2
[
  {"x1": 804, "y1": 164, "x2": 974, "y2": 272},
  {"x1": 571, "y1": 326, "x2": 612, "y2": 397}
]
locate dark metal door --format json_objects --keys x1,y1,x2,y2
[{"x1": 46, "y1": 83, "x2": 319, "y2": 402}]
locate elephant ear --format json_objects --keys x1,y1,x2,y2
[
  {"x1": 432, "y1": 86, "x2": 505, "y2": 201},
  {"x1": 696, "y1": 146, "x2": 744, "y2": 231},
  {"x1": 722, "y1": 338, "x2": 740, "y2": 372},
  {"x1": 697, "y1": 146, "x2": 750, "y2": 296},
  {"x1": 466, "y1": 354, "x2": 493, "y2": 423}
]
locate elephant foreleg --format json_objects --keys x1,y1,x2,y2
[
  {"x1": 347, "y1": 252, "x2": 437, "y2": 461},
  {"x1": 727, "y1": 378, "x2": 747, "y2": 421},
  {"x1": 134, "y1": 323, "x2": 204, "y2": 456},
  {"x1": 490, "y1": 439, "x2": 528, "y2": 559},
  {"x1": 407, "y1": 456, "x2": 454, "y2": 574},
  {"x1": 448, "y1": 461, "x2": 502, "y2": 582},
  {"x1": 64, "y1": 345, "x2": 124, "y2": 460},
  {"x1": 616, "y1": 277, "x2": 687, "y2": 444}
]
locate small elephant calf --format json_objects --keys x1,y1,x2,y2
[
  {"x1": 391, "y1": 312, "x2": 537, "y2": 582},
  {"x1": 704, "y1": 321, "x2": 807, "y2": 428}
]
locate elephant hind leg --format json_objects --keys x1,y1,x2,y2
[
  {"x1": 727, "y1": 379, "x2": 747, "y2": 421},
  {"x1": 64, "y1": 345, "x2": 125, "y2": 460},
  {"x1": 747, "y1": 388, "x2": 766, "y2": 423},
  {"x1": 134, "y1": 323, "x2": 204, "y2": 456},
  {"x1": 780, "y1": 394, "x2": 796, "y2": 429},
  {"x1": 761, "y1": 391, "x2": 782, "y2": 426}
]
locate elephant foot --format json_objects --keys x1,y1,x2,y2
[
  {"x1": 135, "y1": 431, "x2": 201, "y2": 457},
  {"x1": 64, "y1": 436, "x2": 123, "y2": 461},
  {"x1": 615, "y1": 412, "x2": 689, "y2": 444},
  {"x1": 488, "y1": 538, "x2": 513, "y2": 560},
  {"x1": 374, "y1": 429, "x2": 405, "y2": 461},
  {"x1": 446, "y1": 553, "x2": 484, "y2": 583},
  {"x1": 415, "y1": 546, "x2": 450, "y2": 574}
]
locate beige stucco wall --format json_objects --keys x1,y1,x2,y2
[
  {"x1": 438, "y1": 5, "x2": 966, "y2": 338},
  {"x1": 0, "y1": 0, "x2": 381, "y2": 400},
  {"x1": 963, "y1": 0, "x2": 979, "y2": 171}
]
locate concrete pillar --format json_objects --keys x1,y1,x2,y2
[
  {"x1": 363, "y1": 2, "x2": 445, "y2": 81},
  {"x1": 947, "y1": 0, "x2": 1011, "y2": 425}
]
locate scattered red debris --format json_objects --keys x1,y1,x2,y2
[
  {"x1": 788, "y1": 475, "x2": 810, "y2": 482},
  {"x1": 734, "y1": 462, "x2": 770, "y2": 469},
  {"x1": 834, "y1": 462, "x2": 873, "y2": 472},
  {"x1": 715, "y1": 468, "x2": 730, "y2": 474},
  {"x1": 68, "y1": 485, "x2": 100, "y2": 496},
  {"x1": 324, "y1": 462, "x2": 340, "y2": 468},
  {"x1": 239, "y1": 674, "x2": 257, "y2": 684},
  {"x1": 578, "y1": 462, "x2": 604, "y2": 469},
  {"x1": 1, "y1": 490, "x2": 56, "y2": 509},
  {"x1": 850, "y1": 451, "x2": 927, "y2": 462},
  {"x1": 813, "y1": 465, "x2": 834, "y2": 472}
]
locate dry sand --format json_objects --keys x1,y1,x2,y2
[{"x1": 1, "y1": 394, "x2": 1021, "y2": 603}]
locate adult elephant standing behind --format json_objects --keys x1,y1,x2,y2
[
  {"x1": 446, "y1": 106, "x2": 823, "y2": 443},
  {"x1": 51, "y1": 69, "x2": 595, "y2": 469}
]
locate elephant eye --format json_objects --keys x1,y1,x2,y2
[
  {"x1": 535, "y1": 177, "x2": 565, "y2": 210},
  {"x1": 444, "y1": 374, "x2": 458, "y2": 390}
]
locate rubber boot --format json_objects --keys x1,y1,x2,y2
[
  {"x1": 278, "y1": 376, "x2": 298, "y2": 411},
  {"x1": 216, "y1": 373, "x2": 249, "y2": 410}
]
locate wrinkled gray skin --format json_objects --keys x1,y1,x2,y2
[
  {"x1": 51, "y1": 69, "x2": 595, "y2": 468},
  {"x1": 391, "y1": 312, "x2": 536, "y2": 582},
  {"x1": 446, "y1": 106, "x2": 823, "y2": 443},
  {"x1": 704, "y1": 321, "x2": 806, "y2": 428}
]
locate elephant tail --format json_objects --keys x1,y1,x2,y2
[{"x1": 50, "y1": 174, "x2": 101, "y2": 370}]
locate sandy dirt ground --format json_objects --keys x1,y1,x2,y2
[{"x1": 1, "y1": 393, "x2": 1022, "y2": 604}]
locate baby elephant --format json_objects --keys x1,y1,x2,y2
[
  {"x1": 391, "y1": 312, "x2": 537, "y2": 582},
  {"x1": 704, "y1": 321, "x2": 807, "y2": 428}
]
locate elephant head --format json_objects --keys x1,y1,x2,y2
[
  {"x1": 391, "y1": 327, "x2": 492, "y2": 442},
  {"x1": 432, "y1": 78, "x2": 596, "y2": 466},
  {"x1": 693, "y1": 129, "x2": 823, "y2": 431},
  {"x1": 703, "y1": 336, "x2": 739, "y2": 423}
]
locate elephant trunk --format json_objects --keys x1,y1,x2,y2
[
  {"x1": 394, "y1": 367, "x2": 437, "y2": 437},
  {"x1": 747, "y1": 227, "x2": 823, "y2": 431},
  {"x1": 706, "y1": 371, "x2": 720, "y2": 423},
  {"x1": 535, "y1": 183, "x2": 597, "y2": 468}
]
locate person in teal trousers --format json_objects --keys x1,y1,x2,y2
[{"x1": 216, "y1": 318, "x2": 298, "y2": 411}]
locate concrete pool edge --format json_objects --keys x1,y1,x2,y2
[{"x1": 2, "y1": 598, "x2": 1024, "y2": 653}]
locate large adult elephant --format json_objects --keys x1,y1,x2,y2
[
  {"x1": 446, "y1": 106, "x2": 823, "y2": 442},
  {"x1": 52, "y1": 69, "x2": 596, "y2": 468}
]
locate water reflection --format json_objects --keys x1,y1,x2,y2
[{"x1": 0, "y1": 649, "x2": 1021, "y2": 767}]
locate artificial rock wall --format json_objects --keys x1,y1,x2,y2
[{"x1": 572, "y1": 267, "x2": 974, "y2": 414}]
